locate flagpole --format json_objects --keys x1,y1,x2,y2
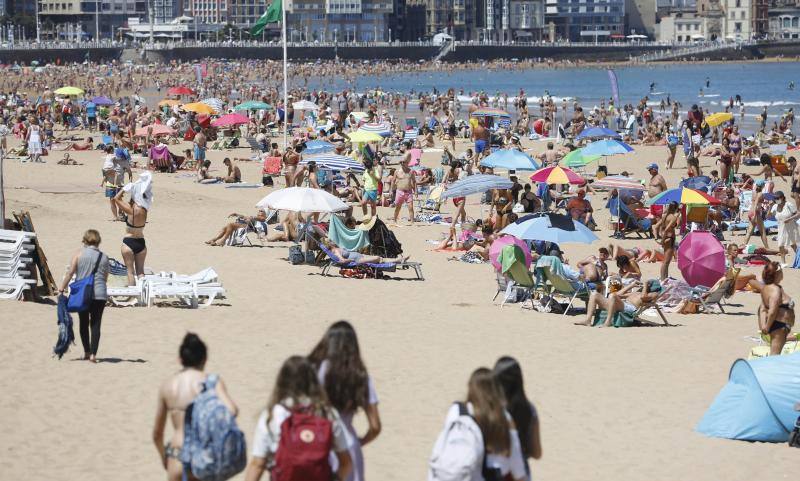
[{"x1": 282, "y1": 0, "x2": 288, "y2": 150}]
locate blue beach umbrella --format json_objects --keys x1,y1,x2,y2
[
  {"x1": 581, "y1": 139, "x2": 634, "y2": 156},
  {"x1": 304, "y1": 139, "x2": 335, "y2": 155},
  {"x1": 480, "y1": 149, "x2": 540, "y2": 171},
  {"x1": 90, "y1": 95, "x2": 115, "y2": 106},
  {"x1": 301, "y1": 153, "x2": 364, "y2": 172},
  {"x1": 440, "y1": 174, "x2": 513, "y2": 199},
  {"x1": 501, "y1": 213, "x2": 598, "y2": 244},
  {"x1": 576, "y1": 127, "x2": 621, "y2": 141}
]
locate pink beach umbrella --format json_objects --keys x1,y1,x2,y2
[
  {"x1": 677, "y1": 231, "x2": 726, "y2": 287},
  {"x1": 134, "y1": 124, "x2": 176, "y2": 137},
  {"x1": 211, "y1": 113, "x2": 250, "y2": 128},
  {"x1": 489, "y1": 235, "x2": 532, "y2": 271}
]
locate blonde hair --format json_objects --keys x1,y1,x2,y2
[{"x1": 82, "y1": 229, "x2": 101, "y2": 246}]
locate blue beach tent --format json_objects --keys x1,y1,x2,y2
[{"x1": 696, "y1": 353, "x2": 800, "y2": 442}]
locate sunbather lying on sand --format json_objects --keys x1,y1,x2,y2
[
  {"x1": 57, "y1": 153, "x2": 82, "y2": 165},
  {"x1": 609, "y1": 243, "x2": 664, "y2": 263},
  {"x1": 206, "y1": 209, "x2": 268, "y2": 246}
]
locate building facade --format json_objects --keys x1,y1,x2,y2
[
  {"x1": 187, "y1": 0, "x2": 229, "y2": 23},
  {"x1": 39, "y1": 0, "x2": 147, "y2": 39},
  {"x1": 283, "y1": 0, "x2": 393, "y2": 42},
  {"x1": 722, "y1": 0, "x2": 752, "y2": 39},
  {"x1": 151, "y1": 0, "x2": 184, "y2": 24},
  {"x1": 626, "y1": 0, "x2": 657, "y2": 36},
  {"x1": 545, "y1": 0, "x2": 626, "y2": 41},
  {"x1": 657, "y1": 10, "x2": 708, "y2": 40},
  {"x1": 768, "y1": 3, "x2": 800, "y2": 38},
  {"x1": 752, "y1": 0, "x2": 768, "y2": 35}
]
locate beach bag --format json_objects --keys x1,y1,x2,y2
[
  {"x1": 271, "y1": 407, "x2": 333, "y2": 481},
  {"x1": 288, "y1": 245, "x2": 305, "y2": 265},
  {"x1": 428, "y1": 402, "x2": 485, "y2": 481},
  {"x1": 789, "y1": 415, "x2": 800, "y2": 448},
  {"x1": 180, "y1": 374, "x2": 247, "y2": 481},
  {"x1": 667, "y1": 135, "x2": 679, "y2": 147},
  {"x1": 66, "y1": 254, "x2": 102, "y2": 313}
]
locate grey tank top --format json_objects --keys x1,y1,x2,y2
[{"x1": 75, "y1": 247, "x2": 109, "y2": 301}]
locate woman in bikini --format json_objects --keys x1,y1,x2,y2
[
  {"x1": 282, "y1": 145, "x2": 300, "y2": 187},
  {"x1": 152, "y1": 333, "x2": 238, "y2": 481},
  {"x1": 655, "y1": 201, "x2": 679, "y2": 281},
  {"x1": 753, "y1": 153, "x2": 786, "y2": 193},
  {"x1": 743, "y1": 182, "x2": 770, "y2": 249},
  {"x1": 758, "y1": 262, "x2": 795, "y2": 355},
  {"x1": 492, "y1": 188, "x2": 513, "y2": 230},
  {"x1": 717, "y1": 138, "x2": 732, "y2": 184},
  {"x1": 114, "y1": 172, "x2": 151, "y2": 286},
  {"x1": 729, "y1": 125, "x2": 742, "y2": 174},
  {"x1": 446, "y1": 160, "x2": 467, "y2": 229}
]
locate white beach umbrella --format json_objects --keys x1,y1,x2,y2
[
  {"x1": 256, "y1": 187, "x2": 348, "y2": 213},
  {"x1": 292, "y1": 100, "x2": 319, "y2": 111}
]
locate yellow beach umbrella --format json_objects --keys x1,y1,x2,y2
[
  {"x1": 182, "y1": 102, "x2": 217, "y2": 115},
  {"x1": 158, "y1": 99, "x2": 181, "y2": 107},
  {"x1": 54, "y1": 86, "x2": 84, "y2": 96},
  {"x1": 348, "y1": 130, "x2": 383, "y2": 143},
  {"x1": 704, "y1": 112, "x2": 733, "y2": 128}
]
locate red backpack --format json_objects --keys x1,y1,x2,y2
[{"x1": 271, "y1": 408, "x2": 333, "y2": 481}]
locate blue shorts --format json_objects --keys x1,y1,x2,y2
[
  {"x1": 105, "y1": 186, "x2": 119, "y2": 198},
  {"x1": 194, "y1": 146, "x2": 206, "y2": 161},
  {"x1": 475, "y1": 139, "x2": 487, "y2": 154},
  {"x1": 364, "y1": 190, "x2": 378, "y2": 202}
]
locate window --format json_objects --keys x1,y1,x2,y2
[
  {"x1": 734, "y1": 22, "x2": 742, "y2": 32},
  {"x1": 735, "y1": 0, "x2": 740, "y2": 6}
]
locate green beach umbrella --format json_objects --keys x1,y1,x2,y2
[
  {"x1": 234, "y1": 100, "x2": 272, "y2": 111},
  {"x1": 561, "y1": 148, "x2": 601, "y2": 168}
]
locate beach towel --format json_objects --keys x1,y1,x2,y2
[
  {"x1": 224, "y1": 183, "x2": 261, "y2": 189},
  {"x1": 53, "y1": 295, "x2": 75, "y2": 360},
  {"x1": 328, "y1": 215, "x2": 370, "y2": 251},
  {"x1": 122, "y1": 171, "x2": 153, "y2": 210}
]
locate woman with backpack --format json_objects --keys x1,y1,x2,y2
[
  {"x1": 494, "y1": 357, "x2": 542, "y2": 480},
  {"x1": 308, "y1": 321, "x2": 381, "y2": 481},
  {"x1": 57, "y1": 229, "x2": 109, "y2": 363},
  {"x1": 431, "y1": 368, "x2": 526, "y2": 481},
  {"x1": 245, "y1": 355, "x2": 352, "y2": 481},
  {"x1": 152, "y1": 333, "x2": 239, "y2": 481}
]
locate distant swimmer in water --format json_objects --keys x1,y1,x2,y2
[
  {"x1": 790, "y1": 81, "x2": 796, "y2": 91},
  {"x1": 705, "y1": 77, "x2": 711, "y2": 88},
  {"x1": 650, "y1": 82, "x2": 656, "y2": 93},
  {"x1": 699, "y1": 88, "x2": 704, "y2": 97}
]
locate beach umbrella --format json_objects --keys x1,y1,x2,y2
[
  {"x1": 182, "y1": 102, "x2": 217, "y2": 115},
  {"x1": 592, "y1": 175, "x2": 646, "y2": 191},
  {"x1": 256, "y1": 187, "x2": 348, "y2": 213},
  {"x1": 233, "y1": 100, "x2": 272, "y2": 111},
  {"x1": 304, "y1": 140, "x2": 335, "y2": 155},
  {"x1": 696, "y1": 354, "x2": 800, "y2": 442},
  {"x1": 575, "y1": 127, "x2": 621, "y2": 141},
  {"x1": 168, "y1": 85, "x2": 195, "y2": 96},
  {"x1": 646, "y1": 187, "x2": 720, "y2": 206},
  {"x1": 705, "y1": 112, "x2": 734, "y2": 128},
  {"x1": 502, "y1": 213, "x2": 599, "y2": 244},
  {"x1": 471, "y1": 107, "x2": 511, "y2": 118},
  {"x1": 529, "y1": 166, "x2": 584, "y2": 185},
  {"x1": 480, "y1": 149, "x2": 540, "y2": 171},
  {"x1": 348, "y1": 130, "x2": 383, "y2": 143},
  {"x1": 359, "y1": 122, "x2": 392, "y2": 137},
  {"x1": 561, "y1": 148, "x2": 601, "y2": 168},
  {"x1": 680, "y1": 176, "x2": 713, "y2": 191},
  {"x1": 211, "y1": 113, "x2": 250, "y2": 128},
  {"x1": 440, "y1": 174, "x2": 513, "y2": 199},
  {"x1": 55, "y1": 86, "x2": 84, "y2": 96},
  {"x1": 348, "y1": 111, "x2": 369, "y2": 121},
  {"x1": 200, "y1": 97, "x2": 225, "y2": 112},
  {"x1": 90, "y1": 95, "x2": 114, "y2": 106},
  {"x1": 301, "y1": 153, "x2": 364, "y2": 172},
  {"x1": 677, "y1": 231, "x2": 725, "y2": 287},
  {"x1": 134, "y1": 124, "x2": 176, "y2": 137},
  {"x1": 489, "y1": 235, "x2": 532, "y2": 271},
  {"x1": 158, "y1": 99, "x2": 181, "y2": 107},
  {"x1": 581, "y1": 139, "x2": 634, "y2": 157},
  {"x1": 292, "y1": 99, "x2": 319, "y2": 111}
]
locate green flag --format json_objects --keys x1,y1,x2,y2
[{"x1": 250, "y1": 0, "x2": 282, "y2": 36}]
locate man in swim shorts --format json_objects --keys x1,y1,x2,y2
[
  {"x1": 472, "y1": 119, "x2": 489, "y2": 156},
  {"x1": 390, "y1": 158, "x2": 417, "y2": 225}
]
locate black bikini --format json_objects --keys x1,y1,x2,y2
[
  {"x1": 769, "y1": 287, "x2": 794, "y2": 334},
  {"x1": 123, "y1": 210, "x2": 146, "y2": 254}
]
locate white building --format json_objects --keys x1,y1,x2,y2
[
  {"x1": 721, "y1": 0, "x2": 751, "y2": 40},
  {"x1": 657, "y1": 12, "x2": 708, "y2": 41},
  {"x1": 769, "y1": 6, "x2": 800, "y2": 39},
  {"x1": 187, "y1": 0, "x2": 229, "y2": 24}
]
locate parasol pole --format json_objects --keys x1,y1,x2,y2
[{"x1": 282, "y1": 0, "x2": 288, "y2": 150}]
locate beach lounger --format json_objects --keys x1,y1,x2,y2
[
  {"x1": 591, "y1": 302, "x2": 669, "y2": 327},
  {"x1": 0, "y1": 278, "x2": 34, "y2": 300},
  {"x1": 318, "y1": 244, "x2": 424, "y2": 280},
  {"x1": 611, "y1": 199, "x2": 652, "y2": 239},
  {"x1": 245, "y1": 136, "x2": 267, "y2": 153},
  {"x1": 690, "y1": 277, "x2": 735, "y2": 313},
  {"x1": 535, "y1": 256, "x2": 594, "y2": 316},
  {"x1": 106, "y1": 277, "x2": 147, "y2": 307}
]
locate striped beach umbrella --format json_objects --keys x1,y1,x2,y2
[
  {"x1": 471, "y1": 107, "x2": 511, "y2": 118},
  {"x1": 440, "y1": 174, "x2": 513, "y2": 199},
  {"x1": 200, "y1": 98, "x2": 225, "y2": 112},
  {"x1": 529, "y1": 166, "x2": 585, "y2": 185},
  {"x1": 591, "y1": 175, "x2": 646, "y2": 191},
  {"x1": 358, "y1": 122, "x2": 392, "y2": 137},
  {"x1": 646, "y1": 187, "x2": 721, "y2": 206},
  {"x1": 301, "y1": 153, "x2": 365, "y2": 172}
]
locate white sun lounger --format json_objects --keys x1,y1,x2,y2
[{"x1": 0, "y1": 278, "x2": 34, "y2": 300}]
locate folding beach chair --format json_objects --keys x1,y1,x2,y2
[
  {"x1": 534, "y1": 256, "x2": 594, "y2": 316},
  {"x1": 318, "y1": 244, "x2": 424, "y2": 280},
  {"x1": 500, "y1": 250, "x2": 537, "y2": 308},
  {"x1": 591, "y1": 301, "x2": 669, "y2": 327},
  {"x1": 245, "y1": 136, "x2": 267, "y2": 153},
  {"x1": 612, "y1": 200, "x2": 652, "y2": 239}
]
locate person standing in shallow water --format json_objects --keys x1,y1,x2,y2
[{"x1": 152, "y1": 333, "x2": 238, "y2": 481}]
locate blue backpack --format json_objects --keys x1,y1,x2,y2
[{"x1": 180, "y1": 374, "x2": 247, "y2": 481}]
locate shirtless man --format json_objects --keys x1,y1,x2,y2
[
  {"x1": 576, "y1": 247, "x2": 610, "y2": 283},
  {"x1": 282, "y1": 145, "x2": 300, "y2": 188},
  {"x1": 472, "y1": 119, "x2": 489, "y2": 158},
  {"x1": 220, "y1": 158, "x2": 241, "y2": 183},
  {"x1": 578, "y1": 279, "x2": 667, "y2": 327},
  {"x1": 193, "y1": 129, "x2": 207, "y2": 171},
  {"x1": 389, "y1": 158, "x2": 417, "y2": 224},
  {"x1": 152, "y1": 333, "x2": 238, "y2": 481},
  {"x1": 653, "y1": 201, "x2": 679, "y2": 281},
  {"x1": 540, "y1": 142, "x2": 558, "y2": 166},
  {"x1": 646, "y1": 163, "x2": 667, "y2": 199}
]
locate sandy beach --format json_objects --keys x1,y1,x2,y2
[{"x1": 1, "y1": 126, "x2": 797, "y2": 481}]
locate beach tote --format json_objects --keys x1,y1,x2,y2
[{"x1": 67, "y1": 254, "x2": 102, "y2": 313}]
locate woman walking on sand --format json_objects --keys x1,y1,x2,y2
[
  {"x1": 152, "y1": 333, "x2": 238, "y2": 481},
  {"x1": 309, "y1": 321, "x2": 382, "y2": 481},
  {"x1": 26, "y1": 118, "x2": 43, "y2": 163},
  {"x1": 58, "y1": 229, "x2": 109, "y2": 363}
]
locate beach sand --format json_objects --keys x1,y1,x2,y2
[{"x1": 0, "y1": 131, "x2": 796, "y2": 481}]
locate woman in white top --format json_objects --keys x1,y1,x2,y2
[
  {"x1": 442, "y1": 367, "x2": 527, "y2": 481},
  {"x1": 245, "y1": 355, "x2": 352, "y2": 481},
  {"x1": 26, "y1": 117, "x2": 43, "y2": 163},
  {"x1": 308, "y1": 321, "x2": 381, "y2": 481}
]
